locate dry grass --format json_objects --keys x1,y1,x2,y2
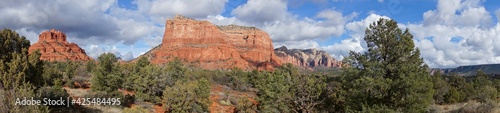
[
  {"x1": 209, "y1": 84, "x2": 257, "y2": 113},
  {"x1": 63, "y1": 84, "x2": 258, "y2": 113},
  {"x1": 64, "y1": 87, "x2": 91, "y2": 97},
  {"x1": 432, "y1": 100, "x2": 500, "y2": 113},
  {"x1": 85, "y1": 105, "x2": 123, "y2": 113},
  {"x1": 129, "y1": 101, "x2": 157, "y2": 113}
]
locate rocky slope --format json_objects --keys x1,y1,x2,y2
[
  {"x1": 274, "y1": 46, "x2": 341, "y2": 69},
  {"x1": 28, "y1": 29, "x2": 91, "y2": 61},
  {"x1": 140, "y1": 15, "x2": 281, "y2": 70}
]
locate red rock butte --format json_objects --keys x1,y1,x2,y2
[
  {"x1": 28, "y1": 29, "x2": 91, "y2": 62},
  {"x1": 274, "y1": 46, "x2": 342, "y2": 70},
  {"x1": 140, "y1": 15, "x2": 282, "y2": 70}
]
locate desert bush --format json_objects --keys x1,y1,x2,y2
[
  {"x1": 357, "y1": 105, "x2": 397, "y2": 113},
  {"x1": 122, "y1": 94, "x2": 135, "y2": 107},
  {"x1": 444, "y1": 74, "x2": 474, "y2": 104},
  {"x1": 289, "y1": 74, "x2": 326, "y2": 113},
  {"x1": 41, "y1": 66, "x2": 63, "y2": 86},
  {"x1": 123, "y1": 106, "x2": 150, "y2": 113},
  {"x1": 426, "y1": 105, "x2": 443, "y2": 113},
  {"x1": 432, "y1": 71, "x2": 450, "y2": 104},
  {"x1": 254, "y1": 68, "x2": 293, "y2": 112},
  {"x1": 163, "y1": 79, "x2": 210, "y2": 112},
  {"x1": 213, "y1": 74, "x2": 232, "y2": 87},
  {"x1": 228, "y1": 68, "x2": 252, "y2": 91},
  {"x1": 453, "y1": 100, "x2": 497, "y2": 113},
  {"x1": 0, "y1": 84, "x2": 50, "y2": 113},
  {"x1": 166, "y1": 57, "x2": 187, "y2": 81},
  {"x1": 475, "y1": 86, "x2": 498, "y2": 102},
  {"x1": 445, "y1": 87, "x2": 466, "y2": 104},
  {"x1": 471, "y1": 70, "x2": 498, "y2": 101},
  {"x1": 37, "y1": 86, "x2": 71, "y2": 108},
  {"x1": 133, "y1": 64, "x2": 171, "y2": 104},
  {"x1": 236, "y1": 98, "x2": 257, "y2": 113}
]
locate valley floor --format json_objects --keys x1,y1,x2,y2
[{"x1": 63, "y1": 84, "x2": 257, "y2": 113}]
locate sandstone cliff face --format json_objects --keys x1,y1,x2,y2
[
  {"x1": 143, "y1": 15, "x2": 281, "y2": 70},
  {"x1": 274, "y1": 46, "x2": 341, "y2": 69},
  {"x1": 28, "y1": 29, "x2": 91, "y2": 62}
]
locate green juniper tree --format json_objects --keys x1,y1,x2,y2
[
  {"x1": 167, "y1": 57, "x2": 187, "y2": 82},
  {"x1": 290, "y1": 74, "x2": 326, "y2": 113},
  {"x1": 472, "y1": 70, "x2": 497, "y2": 101},
  {"x1": 255, "y1": 63, "x2": 328, "y2": 112},
  {"x1": 133, "y1": 64, "x2": 166, "y2": 103},
  {"x1": 91, "y1": 53, "x2": 122, "y2": 93},
  {"x1": 0, "y1": 29, "x2": 49, "y2": 113},
  {"x1": 431, "y1": 70, "x2": 450, "y2": 104},
  {"x1": 163, "y1": 79, "x2": 210, "y2": 113},
  {"x1": 341, "y1": 18, "x2": 433, "y2": 112},
  {"x1": 254, "y1": 65, "x2": 294, "y2": 112},
  {"x1": 444, "y1": 74, "x2": 472, "y2": 103}
]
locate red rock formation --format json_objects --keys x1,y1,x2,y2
[
  {"x1": 142, "y1": 15, "x2": 281, "y2": 70},
  {"x1": 274, "y1": 46, "x2": 342, "y2": 69},
  {"x1": 28, "y1": 29, "x2": 91, "y2": 62}
]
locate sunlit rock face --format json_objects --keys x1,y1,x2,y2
[
  {"x1": 29, "y1": 29, "x2": 91, "y2": 62},
  {"x1": 141, "y1": 15, "x2": 281, "y2": 71}
]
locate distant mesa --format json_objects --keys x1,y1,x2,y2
[
  {"x1": 431, "y1": 64, "x2": 500, "y2": 76},
  {"x1": 139, "y1": 15, "x2": 282, "y2": 70},
  {"x1": 28, "y1": 29, "x2": 91, "y2": 62},
  {"x1": 274, "y1": 46, "x2": 342, "y2": 70}
]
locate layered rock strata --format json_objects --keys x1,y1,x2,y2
[
  {"x1": 274, "y1": 46, "x2": 341, "y2": 69},
  {"x1": 141, "y1": 15, "x2": 281, "y2": 70},
  {"x1": 28, "y1": 29, "x2": 91, "y2": 61}
]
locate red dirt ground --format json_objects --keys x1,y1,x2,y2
[{"x1": 209, "y1": 84, "x2": 257, "y2": 113}]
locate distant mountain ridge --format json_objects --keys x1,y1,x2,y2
[
  {"x1": 274, "y1": 46, "x2": 342, "y2": 70},
  {"x1": 430, "y1": 64, "x2": 500, "y2": 76}
]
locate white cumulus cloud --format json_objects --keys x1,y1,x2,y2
[{"x1": 408, "y1": 0, "x2": 500, "y2": 68}]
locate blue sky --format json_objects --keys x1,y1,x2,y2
[{"x1": 1, "y1": 0, "x2": 500, "y2": 68}]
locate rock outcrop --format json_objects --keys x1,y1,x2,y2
[
  {"x1": 141, "y1": 15, "x2": 281, "y2": 70},
  {"x1": 28, "y1": 29, "x2": 91, "y2": 61},
  {"x1": 274, "y1": 46, "x2": 341, "y2": 69}
]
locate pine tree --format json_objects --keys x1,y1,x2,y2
[{"x1": 341, "y1": 18, "x2": 433, "y2": 112}]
